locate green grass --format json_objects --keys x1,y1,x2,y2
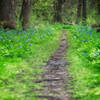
[
  {"x1": 0, "y1": 25, "x2": 63, "y2": 100},
  {"x1": 2, "y1": 23, "x2": 100, "y2": 100},
  {"x1": 66, "y1": 25, "x2": 100, "y2": 100}
]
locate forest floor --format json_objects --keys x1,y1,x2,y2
[
  {"x1": 34, "y1": 31, "x2": 72, "y2": 100},
  {"x1": 0, "y1": 26, "x2": 74, "y2": 100},
  {"x1": 2, "y1": 24, "x2": 100, "y2": 100}
]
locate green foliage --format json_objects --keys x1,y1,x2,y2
[
  {"x1": 32, "y1": 0, "x2": 55, "y2": 22},
  {"x1": 0, "y1": 27, "x2": 55, "y2": 58},
  {"x1": 67, "y1": 25, "x2": 100, "y2": 100},
  {"x1": 0, "y1": 25, "x2": 62, "y2": 99}
]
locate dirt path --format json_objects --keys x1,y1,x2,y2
[{"x1": 34, "y1": 31, "x2": 72, "y2": 100}]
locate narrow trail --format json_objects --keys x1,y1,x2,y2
[{"x1": 34, "y1": 31, "x2": 72, "y2": 100}]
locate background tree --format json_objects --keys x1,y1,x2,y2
[
  {"x1": 20, "y1": 0, "x2": 32, "y2": 29},
  {"x1": 0, "y1": 0, "x2": 17, "y2": 29},
  {"x1": 76, "y1": 0, "x2": 87, "y2": 24},
  {"x1": 0, "y1": 0, "x2": 99, "y2": 29},
  {"x1": 77, "y1": 0, "x2": 82, "y2": 19},
  {"x1": 32, "y1": 0, "x2": 55, "y2": 22},
  {"x1": 82, "y1": 0, "x2": 87, "y2": 23},
  {"x1": 54, "y1": 0, "x2": 65, "y2": 22},
  {"x1": 62, "y1": 0, "x2": 77, "y2": 24},
  {"x1": 77, "y1": 0, "x2": 82, "y2": 24},
  {"x1": 96, "y1": 0, "x2": 100, "y2": 15}
]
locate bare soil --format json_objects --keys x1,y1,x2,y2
[{"x1": 34, "y1": 31, "x2": 72, "y2": 100}]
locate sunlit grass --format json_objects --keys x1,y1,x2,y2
[
  {"x1": 0, "y1": 25, "x2": 62, "y2": 99},
  {"x1": 67, "y1": 25, "x2": 100, "y2": 100}
]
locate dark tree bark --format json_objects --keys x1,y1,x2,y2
[
  {"x1": 20, "y1": 0, "x2": 32, "y2": 29},
  {"x1": 77, "y1": 0, "x2": 82, "y2": 18},
  {"x1": 0, "y1": 0, "x2": 17, "y2": 29},
  {"x1": 76, "y1": 0, "x2": 82, "y2": 23},
  {"x1": 82, "y1": 0, "x2": 87, "y2": 22},
  {"x1": 54, "y1": 0, "x2": 65, "y2": 22},
  {"x1": 97, "y1": 0, "x2": 100, "y2": 15},
  {"x1": 76, "y1": 0, "x2": 87, "y2": 24}
]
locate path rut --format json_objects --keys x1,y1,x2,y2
[{"x1": 34, "y1": 31, "x2": 72, "y2": 100}]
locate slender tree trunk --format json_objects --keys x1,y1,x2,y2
[
  {"x1": 76, "y1": 0, "x2": 82, "y2": 23},
  {"x1": 77, "y1": 0, "x2": 82, "y2": 18},
  {"x1": 82, "y1": 0, "x2": 87, "y2": 23},
  {"x1": 20, "y1": 0, "x2": 32, "y2": 29},
  {"x1": 97, "y1": 0, "x2": 100, "y2": 15},
  {"x1": 76, "y1": 0, "x2": 87, "y2": 24},
  {"x1": 54, "y1": 0, "x2": 65, "y2": 22},
  {"x1": 0, "y1": 0, "x2": 17, "y2": 29}
]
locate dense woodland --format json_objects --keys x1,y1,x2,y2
[
  {"x1": 0, "y1": 0, "x2": 100, "y2": 28},
  {"x1": 0, "y1": 0, "x2": 100, "y2": 100}
]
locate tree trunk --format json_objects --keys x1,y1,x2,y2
[
  {"x1": 76, "y1": 0, "x2": 87, "y2": 24},
  {"x1": 0, "y1": 0, "x2": 17, "y2": 29},
  {"x1": 82, "y1": 0, "x2": 87, "y2": 23},
  {"x1": 54, "y1": 0, "x2": 65, "y2": 22},
  {"x1": 20, "y1": 0, "x2": 32, "y2": 29},
  {"x1": 76, "y1": 0, "x2": 82, "y2": 23},
  {"x1": 97, "y1": 0, "x2": 100, "y2": 15},
  {"x1": 77, "y1": 0, "x2": 82, "y2": 18}
]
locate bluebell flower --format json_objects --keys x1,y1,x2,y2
[
  {"x1": 86, "y1": 34, "x2": 89, "y2": 37},
  {"x1": 80, "y1": 27, "x2": 83, "y2": 29},
  {"x1": 20, "y1": 36, "x2": 23, "y2": 38},
  {"x1": 47, "y1": 29, "x2": 53, "y2": 32},
  {"x1": 23, "y1": 30, "x2": 27, "y2": 33},
  {"x1": 26, "y1": 39, "x2": 30, "y2": 42},
  {"x1": 95, "y1": 53, "x2": 99, "y2": 56},
  {"x1": 82, "y1": 30, "x2": 87, "y2": 33},
  {"x1": 82, "y1": 40, "x2": 86, "y2": 42},
  {"x1": 9, "y1": 45, "x2": 12, "y2": 48},
  {"x1": 77, "y1": 29, "x2": 81, "y2": 31},
  {"x1": 83, "y1": 52, "x2": 88, "y2": 57},
  {"x1": 24, "y1": 36, "x2": 26, "y2": 38},
  {"x1": 18, "y1": 32, "x2": 21, "y2": 35},
  {"x1": 19, "y1": 45, "x2": 22, "y2": 48},
  {"x1": 85, "y1": 26, "x2": 89, "y2": 28},
  {"x1": 0, "y1": 36, "x2": 3, "y2": 39},
  {"x1": 7, "y1": 34, "x2": 10, "y2": 37},
  {"x1": 30, "y1": 44, "x2": 32, "y2": 46},
  {"x1": 41, "y1": 35, "x2": 43, "y2": 38},
  {"x1": 89, "y1": 29, "x2": 94, "y2": 32},
  {"x1": 90, "y1": 32, "x2": 93, "y2": 36},
  {"x1": 96, "y1": 38, "x2": 99, "y2": 40},
  {"x1": 3, "y1": 32, "x2": 6, "y2": 35},
  {"x1": 84, "y1": 52, "x2": 88, "y2": 55},
  {"x1": 14, "y1": 33, "x2": 17, "y2": 35},
  {"x1": 13, "y1": 38, "x2": 15, "y2": 41}
]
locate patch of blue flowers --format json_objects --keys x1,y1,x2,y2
[
  {"x1": 76, "y1": 26, "x2": 97, "y2": 42},
  {"x1": 0, "y1": 27, "x2": 55, "y2": 57},
  {"x1": 73, "y1": 25, "x2": 100, "y2": 67}
]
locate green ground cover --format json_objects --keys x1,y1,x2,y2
[
  {"x1": 66, "y1": 25, "x2": 100, "y2": 100},
  {"x1": 0, "y1": 25, "x2": 62, "y2": 100},
  {"x1": 1, "y1": 23, "x2": 100, "y2": 100}
]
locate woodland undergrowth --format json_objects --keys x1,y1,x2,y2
[
  {"x1": 66, "y1": 25, "x2": 100, "y2": 100},
  {"x1": 0, "y1": 25, "x2": 62, "y2": 100}
]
